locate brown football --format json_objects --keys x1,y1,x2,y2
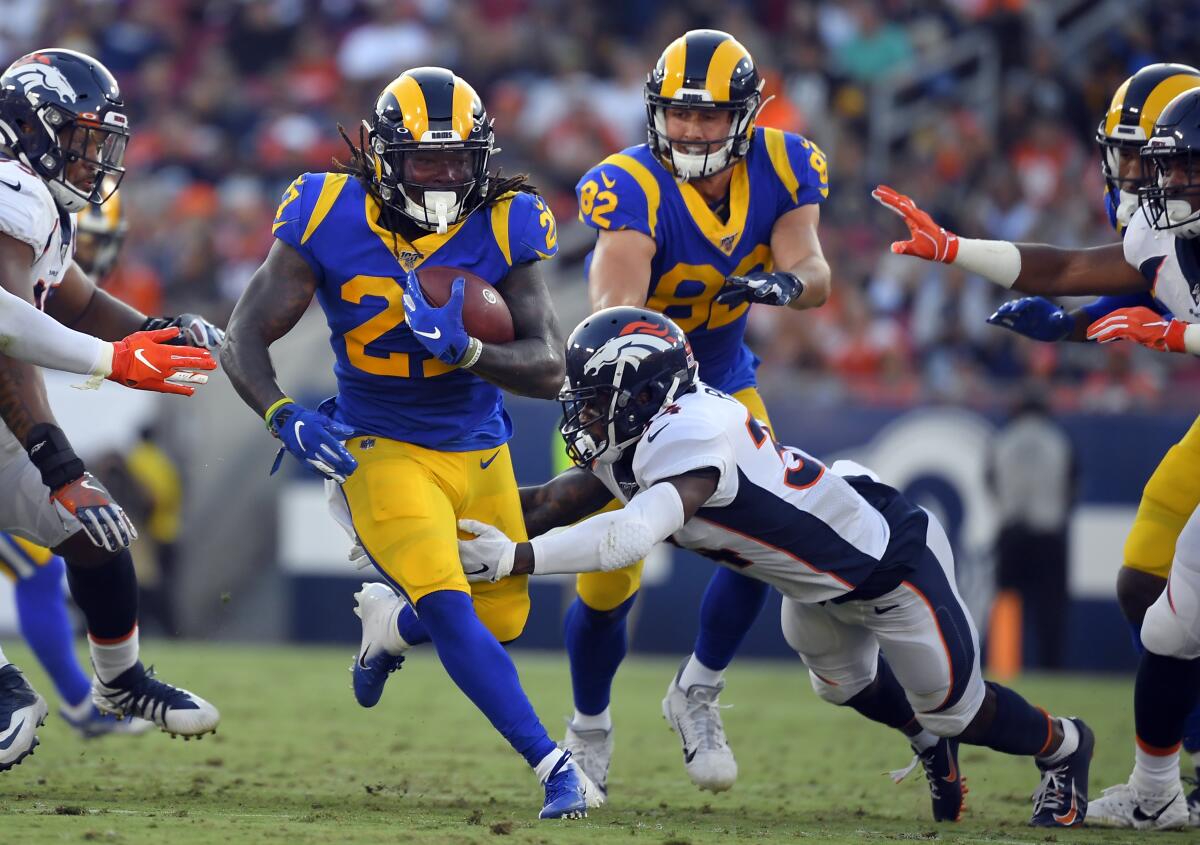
[{"x1": 415, "y1": 265, "x2": 515, "y2": 345}]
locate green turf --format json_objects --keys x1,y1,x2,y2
[{"x1": 0, "y1": 641, "x2": 1159, "y2": 844}]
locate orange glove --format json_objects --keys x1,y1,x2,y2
[
  {"x1": 872, "y1": 184, "x2": 959, "y2": 263},
  {"x1": 107, "y1": 327, "x2": 217, "y2": 395},
  {"x1": 1086, "y1": 306, "x2": 1188, "y2": 353}
]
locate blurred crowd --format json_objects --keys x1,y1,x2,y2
[{"x1": 17, "y1": 0, "x2": 1200, "y2": 411}]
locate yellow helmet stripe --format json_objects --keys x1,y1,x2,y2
[
  {"x1": 1140, "y1": 74, "x2": 1200, "y2": 137},
  {"x1": 385, "y1": 74, "x2": 429, "y2": 140},
  {"x1": 659, "y1": 37, "x2": 687, "y2": 99},
  {"x1": 451, "y1": 78, "x2": 477, "y2": 141},
  {"x1": 705, "y1": 38, "x2": 749, "y2": 102},
  {"x1": 1103, "y1": 78, "x2": 1133, "y2": 137}
]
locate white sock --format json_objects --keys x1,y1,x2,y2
[
  {"x1": 60, "y1": 696, "x2": 93, "y2": 722},
  {"x1": 678, "y1": 654, "x2": 723, "y2": 691},
  {"x1": 90, "y1": 625, "x2": 139, "y2": 684},
  {"x1": 910, "y1": 729, "x2": 939, "y2": 753},
  {"x1": 1040, "y1": 718, "x2": 1079, "y2": 765},
  {"x1": 1132, "y1": 743, "x2": 1182, "y2": 793},
  {"x1": 534, "y1": 747, "x2": 568, "y2": 783},
  {"x1": 0, "y1": 644, "x2": 8, "y2": 670},
  {"x1": 383, "y1": 603, "x2": 410, "y2": 655},
  {"x1": 571, "y1": 708, "x2": 612, "y2": 732}
]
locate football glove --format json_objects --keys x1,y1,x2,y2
[
  {"x1": 872, "y1": 184, "x2": 959, "y2": 263},
  {"x1": 141, "y1": 314, "x2": 225, "y2": 350},
  {"x1": 267, "y1": 400, "x2": 359, "y2": 483},
  {"x1": 51, "y1": 472, "x2": 137, "y2": 553},
  {"x1": 457, "y1": 519, "x2": 516, "y2": 583},
  {"x1": 714, "y1": 271, "x2": 805, "y2": 307},
  {"x1": 1086, "y1": 306, "x2": 1187, "y2": 353},
  {"x1": 108, "y1": 328, "x2": 216, "y2": 396},
  {"x1": 401, "y1": 272, "x2": 481, "y2": 366},
  {"x1": 987, "y1": 297, "x2": 1074, "y2": 342}
]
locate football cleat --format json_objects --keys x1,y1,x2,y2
[
  {"x1": 92, "y1": 662, "x2": 219, "y2": 738},
  {"x1": 0, "y1": 665, "x2": 47, "y2": 772},
  {"x1": 563, "y1": 720, "x2": 613, "y2": 799},
  {"x1": 889, "y1": 738, "x2": 966, "y2": 822},
  {"x1": 1186, "y1": 775, "x2": 1200, "y2": 826},
  {"x1": 61, "y1": 704, "x2": 154, "y2": 739},
  {"x1": 351, "y1": 582, "x2": 409, "y2": 708},
  {"x1": 662, "y1": 662, "x2": 737, "y2": 792},
  {"x1": 1087, "y1": 780, "x2": 1189, "y2": 830},
  {"x1": 539, "y1": 750, "x2": 591, "y2": 820},
  {"x1": 1029, "y1": 718, "x2": 1094, "y2": 827}
]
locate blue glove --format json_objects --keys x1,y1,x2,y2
[
  {"x1": 986, "y1": 297, "x2": 1074, "y2": 342},
  {"x1": 402, "y1": 272, "x2": 479, "y2": 365},
  {"x1": 267, "y1": 401, "x2": 358, "y2": 483},
  {"x1": 714, "y1": 271, "x2": 805, "y2": 307}
]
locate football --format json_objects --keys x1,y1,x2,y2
[{"x1": 415, "y1": 265, "x2": 515, "y2": 345}]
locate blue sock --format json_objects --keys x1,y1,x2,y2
[
  {"x1": 1183, "y1": 702, "x2": 1200, "y2": 756},
  {"x1": 1135, "y1": 651, "x2": 1200, "y2": 752},
  {"x1": 415, "y1": 589, "x2": 555, "y2": 769},
  {"x1": 693, "y1": 568, "x2": 771, "y2": 671},
  {"x1": 843, "y1": 657, "x2": 918, "y2": 731},
  {"x1": 15, "y1": 555, "x2": 91, "y2": 706},
  {"x1": 564, "y1": 593, "x2": 637, "y2": 715},
  {"x1": 968, "y1": 681, "x2": 1054, "y2": 756},
  {"x1": 397, "y1": 602, "x2": 431, "y2": 646}
]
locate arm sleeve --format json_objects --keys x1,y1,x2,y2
[
  {"x1": 508, "y1": 192, "x2": 559, "y2": 264},
  {"x1": 0, "y1": 284, "x2": 107, "y2": 375},
  {"x1": 528, "y1": 481, "x2": 686, "y2": 575},
  {"x1": 575, "y1": 159, "x2": 655, "y2": 240},
  {"x1": 271, "y1": 173, "x2": 324, "y2": 281},
  {"x1": 1078, "y1": 292, "x2": 1166, "y2": 324}
]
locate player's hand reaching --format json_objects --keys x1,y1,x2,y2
[
  {"x1": 51, "y1": 472, "x2": 137, "y2": 553},
  {"x1": 872, "y1": 185, "x2": 959, "y2": 263},
  {"x1": 402, "y1": 271, "x2": 480, "y2": 366},
  {"x1": 107, "y1": 328, "x2": 217, "y2": 395},
  {"x1": 457, "y1": 519, "x2": 516, "y2": 583},
  {"x1": 714, "y1": 271, "x2": 805, "y2": 308},
  {"x1": 267, "y1": 400, "x2": 359, "y2": 483},
  {"x1": 141, "y1": 314, "x2": 225, "y2": 349},
  {"x1": 987, "y1": 297, "x2": 1074, "y2": 342},
  {"x1": 1086, "y1": 306, "x2": 1188, "y2": 353}
]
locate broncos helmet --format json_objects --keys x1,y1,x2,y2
[
  {"x1": 645, "y1": 29, "x2": 763, "y2": 181},
  {"x1": 1097, "y1": 63, "x2": 1200, "y2": 230},
  {"x1": 365, "y1": 67, "x2": 493, "y2": 234},
  {"x1": 1140, "y1": 88, "x2": 1200, "y2": 239},
  {"x1": 559, "y1": 307, "x2": 697, "y2": 466},
  {"x1": 0, "y1": 49, "x2": 128, "y2": 212},
  {"x1": 75, "y1": 183, "x2": 126, "y2": 279}
]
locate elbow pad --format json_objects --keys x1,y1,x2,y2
[{"x1": 598, "y1": 516, "x2": 657, "y2": 571}]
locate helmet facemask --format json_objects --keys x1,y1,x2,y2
[
  {"x1": 1141, "y1": 144, "x2": 1200, "y2": 238},
  {"x1": 646, "y1": 89, "x2": 761, "y2": 181},
  {"x1": 1097, "y1": 124, "x2": 1150, "y2": 229}
]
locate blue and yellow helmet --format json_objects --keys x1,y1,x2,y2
[
  {"x1": 366, "y1": 67, "x2": 493, "y2": 234},
  {"x1": 1096, "y1": 62, "x2": 1200, "y2": 230},
  {"x1": 75, "y1": 184, "x2": 125, "y2": 279},
  {"x1": 645, "y1": 30, "x2": 763, "y2": 181}
]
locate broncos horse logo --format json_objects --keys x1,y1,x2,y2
[
  {"x1": 584, "y1": 332, "x2": 678, "y2": 377},
  {"x1": 10, "y1": 62, "x2": 77, "y2": 104}
]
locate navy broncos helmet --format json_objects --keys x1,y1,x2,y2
[
  {"x1": 1140, "y1": 88, "x2": 1200, "y2": 238},
  {"x1": 560, "y1": 307, "x2": 697, "y2": 466},
  {"x1": 0, "y1": 49, "x2": 128, "y2": 212}
]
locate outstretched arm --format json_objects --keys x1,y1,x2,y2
[{"x1": 519, "y1": 466, "x2": 616, "y2": 537}]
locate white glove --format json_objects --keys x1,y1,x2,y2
[{"x1": 457, "y1": 519, "x2": 516, "y2": 583}]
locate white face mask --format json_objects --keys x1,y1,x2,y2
[
  {"x1": 1161, "y1": 197, "x2": 1200, "y2": 238},
  {"x1": 1115, "y1": 189, "x2": 1139, "y2": 227},
  {"x1": 652, "y1": 108, "x2": 734, "y2": 181}
]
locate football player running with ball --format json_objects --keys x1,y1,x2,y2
[
  {"x1": 222, "y1": 67, "x2": 601, "y2": 819},
  {"x1": 0, "y1": 49, "x2": 222, "y2": 772},
  {"x1": 875, "y1": 87, "x2": 1200, "y2": 831},
  {"x1": 565, "y1": 28, "x2": 836, "y2": 801},
  {"x1": 459, "y1": 307, "x2": 1094, "y2": 828}
]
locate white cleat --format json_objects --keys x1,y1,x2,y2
[
  {"x1": 563, "y1": 721, "x2": 613, "y2": 801},
  {"x1": 1087, "y1": 781, "x2": 1189, "y2": 830},
  {"x1": 92, "y1": 662, "x2": 219, "y2": 738},
  {"x1": 662, "y1": 664, "x2": 737, "y2": 792},
  {"x1": 351, "y1": 582, "x2": 410, "y2": 708},
  {"x1": 0, "y1": 665, "x2": 48, "y2": 771}
]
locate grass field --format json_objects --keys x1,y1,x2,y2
[{"x1": 0, "y1": 641, "x2": 1161, "y2": 844}]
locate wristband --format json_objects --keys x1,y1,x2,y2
[
  {"x1": 263, "y1": 396, "x2": 295, "y2": 431},
  {"x1": 25, "y1": 423, "x2": 85, "y2": 490},
  {"x1": 459, "y1": 337, "x2": 483, "y2": 369}
]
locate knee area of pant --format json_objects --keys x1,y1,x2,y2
[
  {"x1": 809, "y1": 670, "x2": 872, "y2": 706},
  {"x1": 576, "y1": 572, "x2": 641, "y2": 613},
  {"x1": 1140, "y1": 601, "x2": 1200, "y2": 659},
  {"x1": 477, "y1": 602, "x2": 530, "y2": 644},
  {"x1": 913, "y1": 706, "x2": 976, "y2": 738}
]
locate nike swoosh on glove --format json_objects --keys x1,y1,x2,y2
[
  {"x1": 107, "y1": 328, "x2": 216, "y2": 395},
  {"x1": 987, "y1": 297, "x2": 1074, "y2": 342},
  {"x1": 456, "y1": 519, "x2": 516, "y2": 583},
  {"x1": 714, "y1": 271, "x2": 805, "y2": 307},
  {"x1": 268, "y1": 401, "x2": 359, "y2": 483},
  {"x1": 51, "y1": 472, "x2": 137, "y2": 552},
  {"x1": 1086, "y1": 306, "x2": 1187, "y2": 352},
  {"x1": 401, "y1": 271, "x2": 479, "y2": 365},
  {"x1": 872, "y1": 184, "x2": 959, "y2": 262},
  {"x1": 142, "y1": 314, "x2": 225, "y2": 350}
]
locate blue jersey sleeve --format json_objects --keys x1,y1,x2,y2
[
  {"x1": 1079, "y1": 293, "x2": 1169, "y2": 324},
  {"x1": 271, "y1": 172, "x2": 324, "y2": 280},
  {"x1": 575, "y1": 156, "x2": 658, "y2": 241},
  {"x1": 507, "y1": 191, "x2": 559, "y2": 265},
  {"x1": 764, "y1": 130, "x2": 829, "y2": 216}
]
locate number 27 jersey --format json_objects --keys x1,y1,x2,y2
[{"x1": 576, "y1": 129, "x2": 827, "y2": 394}]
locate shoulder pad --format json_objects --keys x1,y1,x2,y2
[
  {"x1": 0, "y1": 161, "x2": 59, "y2": 253},
  {"x1": 758, "y1": 129, "x2": 829, "y2": 210},
  {"x1": 493, "y1": 191, "x2": 558, "y2": 265},
  {"x1": 576, "y1": 151, "x2": 662, "y2": 239}
]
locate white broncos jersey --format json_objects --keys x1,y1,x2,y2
[
  {"x1": 593, "y1": 384, "x2": 930, "y2": 604},
  {"x1": 1124, "y1": 206, "x2": 1200, "y2": 322},
  {"x1": 0, "y1": 158, "x2": 73, "y2": 310}
]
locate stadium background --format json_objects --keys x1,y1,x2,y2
[{"x1": 1, "y1": 0, "x2": 1198, "y2": 673}]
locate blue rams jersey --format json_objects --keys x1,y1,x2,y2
[
  {"x1": 576, "y1": 128, "x2": 827, "y2": 393},
  {"x1": 272, "y1": 173, "x2": 558, "y2": 451}
]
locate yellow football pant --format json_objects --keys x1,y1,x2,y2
[
  {"x1": 1124, "y1": 414, "x2": 1200, "y2": 579},
  {"x1": 339, "y1": 437, "x2": 530, "y2": 643},
  {"x1": 575, "y1": 386, "x2": 773, "y2": 611},
  {"x1": 0, "y1": 533, "x2": 54, "y2": 582}
]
